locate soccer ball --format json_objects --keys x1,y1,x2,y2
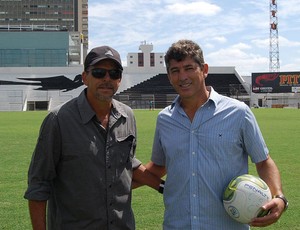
[{"x1": 223, "y1": 174, "x2": 272, "y2": 224}]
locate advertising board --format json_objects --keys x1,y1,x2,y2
[{"x1": 252, "y1": 72, "x2": 300, "y2": 93}]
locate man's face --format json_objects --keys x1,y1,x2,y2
[
  {"x1": 167, "y1": 57, "x2": 208, "y2": 100},
  {"x1": 82, "y1": 59, "x2": 122, "y2": 102}
]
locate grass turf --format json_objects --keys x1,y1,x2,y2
[{"x1": 0, "y1": 109, "x2": 299, "y2": 229}]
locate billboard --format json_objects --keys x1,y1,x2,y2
[{"x1": 252, "y1": 72, "x2": 300, "y2": 93}]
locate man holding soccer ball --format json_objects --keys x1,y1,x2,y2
[{"x1": 143, "y1": 39, "x2": 288, "y2": 229}]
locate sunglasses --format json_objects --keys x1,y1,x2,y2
[{"x1": 89, "y1": 68, "x2": 122, "y2": 80}]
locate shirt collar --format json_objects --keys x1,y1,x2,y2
[
  {"x1": 77, "y1": 89, "x2": 95, "y2": 124},
  {"x1": 171, "y1": 86, "x2": 220, "y2": 110},
  {"x1": 207, "y1": 86, "x2": 221, "y2": 107},
  {"x1": 77, "y1": 89, "x2": 128, "y2": 124},
  {"x1": 111, "y1": 99, "x2": 128, "y2": 119}
]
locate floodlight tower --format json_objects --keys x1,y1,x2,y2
[{"x1": 269, "y1": 0, "x2": 280, "y2": 72}]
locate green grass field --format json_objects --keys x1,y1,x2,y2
[{"x1": 0, "y1": 109, "x2": 299, "y2": 229}]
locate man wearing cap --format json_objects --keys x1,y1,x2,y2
[{"x1": 24, "y1": 46, "x2": 163, "y2": 230}]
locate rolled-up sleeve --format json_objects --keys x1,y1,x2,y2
[
  {"x1": 132, "y1": 157, "x2": 141, "y2": 169},
  {"x1": 242, "y1": 106, "x2": 269, "y2": 163},
  {"x1": 24, "y1": 112, "x2": 61, "y2": 201}
]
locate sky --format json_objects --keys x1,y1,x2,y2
[{"x1": 88, "y1": 0, "x2": 300, "y2": 76}]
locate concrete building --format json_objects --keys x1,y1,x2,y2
[
  {"x1": 1, "y1": 40, "x2": 298, "y2": 111},
  {"x1": 127, "y1": 41, "x2": 165, "y2": 73},
  {"x1": 0, "y1": 42, "x2": 253, "y2": 111},
  {"x1": 0, "y1": 0, "x2": 88, "y2": 67},
  {"x1": 0, "y1": 42, "x2": 167, "y2": 111}
]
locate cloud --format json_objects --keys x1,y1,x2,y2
[
  {"x1": 279, "y1": 36, "x2": 300, "y2": 47},
  {"x1": 280, "y1": 0, "x2": 300, "y2": 17},
  {"x1": 231, "y1": 43, "x2": 251, "y2": 50},
  {"x1": 281, "y1": 61, "x2": 300, "y2": 72},
  {"x1": 204, "y1": 36, "x2": 227, "y2": 50},
  {"x1": 213, "y1": 36, "x2": 227, "y2": 43},
  {"x1": 165, "y1": 2, "x2": 221, "y2": 16},
  {"x1": 87, "y1": 0, "x2": 299, "y2": 75},
  {"x1": 251, "y1": 38, "x2": 269, "y2": 48},
  {"x1": 206, "y1": 43, "x2": 269, "y2": 75}
]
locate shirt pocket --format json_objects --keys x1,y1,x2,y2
[
  {"x1": 199, "y1": 129, "x2": 242, "y2": 159},
  {"x1": 109, "y1": 132, "x2": 136, "y2": 170}
]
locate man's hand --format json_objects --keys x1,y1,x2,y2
[{"x1": 250, "y1": 196, "x2": 286, "y2": 227}]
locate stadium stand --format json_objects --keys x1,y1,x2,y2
[{"x1": 114, "y1": 72, "x2": 249, "y2": 109}]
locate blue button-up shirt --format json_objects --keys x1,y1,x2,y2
[{"x1": 151, "y1": 87, "x2": 268, "y2": 230}]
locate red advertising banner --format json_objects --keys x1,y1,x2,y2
[{"x1": 252, "y1": 72, "x2": 300, "y2": 93}]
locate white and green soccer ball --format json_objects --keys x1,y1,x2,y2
[{"x1": 223, "y1": 174, "x2": 272, "y2": 224}]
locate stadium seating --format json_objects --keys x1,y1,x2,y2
[{"x1": 114, "y1": 73, "x2": 249, "y2": 109}]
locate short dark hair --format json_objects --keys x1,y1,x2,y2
[{"x1": 164, "y1": 39, "x2": 205, "y2": 72}]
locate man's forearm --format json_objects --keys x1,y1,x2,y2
[
  {"x1": 28, "y1": 200, "x2": 47, "y2": 230},
  {"x1": 133, "y1": 164, "x2": 164, "y2": 190},
  {"x1": 256, "y1": 155, "x2": 283, "y2": 196},
  {"x1": 132, "y1": 161, "x2": 166, "y2": 190}
]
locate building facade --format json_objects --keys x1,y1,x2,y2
[
  {"x1": 0, "y1": 42, "x2": 169, "y2": 111},
  {"x1": 0, "y1": 0, "x2": 88, "y2": 67},
  {"x1": 127, "y1": 41, "x2": 165, "y2": 72}
]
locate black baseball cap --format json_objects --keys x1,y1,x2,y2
[{"x1": 84, "y1": 46, "x2": 123, "y2": 71}]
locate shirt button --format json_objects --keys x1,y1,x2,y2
[
  {"x1": 193, "y1": 216, "x2": 197, "y2": 219},
  {"x1": 192, "y1": 172, "x2": 195, "y2": 176},
  {"x1": 192, "y1": 152, "x2": 195, "y2": 155},
  {"x1": 193, "y1": 194, "x2": 196, "y2": 197}
]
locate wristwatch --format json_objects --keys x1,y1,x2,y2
[
  {"x1": 274, "y1": 194, "x2": 288, "y2": 211},
  {"x1": 158, "y1": 180, "x2": 165, "y2": 194}
]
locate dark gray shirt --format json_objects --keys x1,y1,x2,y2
[{"x1": 24, "y1": 89, "x2": 141, "y2": 230}]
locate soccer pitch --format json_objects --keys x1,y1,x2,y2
[{"x1": 0, "y1": 109, "x2": 299, "y2": 229}]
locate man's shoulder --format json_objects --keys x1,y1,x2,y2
[
  {"x1": 217, "y1": 93, "x2": 248, "y2": 109},
  {"x1": 51, "y1": 97, "x2": 78, "y2": 114},
  {"x1": 44, "y1": 96, "x2": 80, "y2": 124}
]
